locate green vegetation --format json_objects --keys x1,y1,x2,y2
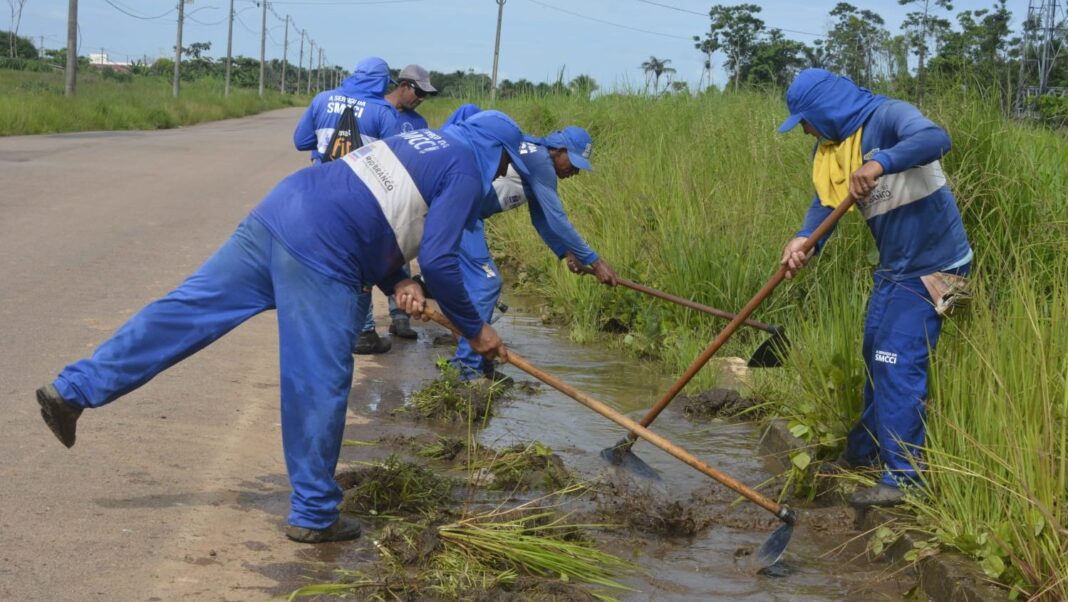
[
  {"x1": 406, "y1": 359, "x2": 509, "y2": 424},
  {"x1": 472, "y1": 441, "x2": 573, "y2": 491},
  {"x1": 0, "y1": 70, "x2": 303, "y2": 135},
  {"x1": 295, "y1": 491, "x2": 633, "y2": 601},
  {"x1": 337, "y1": 455, "x2": 454, "y2": 517},
  {"x1": 486, "y1": 89, "x2": 1068, "y2": 598}
]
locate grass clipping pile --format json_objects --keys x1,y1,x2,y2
[
  {"x1": 289, "y1": 499, "x2": 635, "y2": 601},
  {"x1": 401, "y1": 361, "x2": 512, "y2": 425}
]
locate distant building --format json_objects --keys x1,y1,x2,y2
[{"x1": 88, "y1": 52, "x2": 131, "y2": 73}]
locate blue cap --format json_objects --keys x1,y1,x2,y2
[
  {"x1": 544, "y1": 126, "x2": 594, "y2": 171},
  {"x1": 448, "y1": 110, "x2": 530, "y2": 195}
]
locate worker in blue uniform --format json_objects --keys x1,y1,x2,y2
[
  {"x1": 293, "y1": 56, "x2": 400, "y2": 163},
  {"x1": 778, "y1": 69, "x2": 973, "y2": 508},
  {"x1": 442, "y1": 106, "x2": 618, "y2": 382},
  {"x1": 36, "y1": 111, "x2": 530, "y2": 543},
  {"x1": 362, "y1": 64, "x2": 440, "y2": 342},
  {"x1": 293, "y1": 56, "x2": 405, "y2": 354}
]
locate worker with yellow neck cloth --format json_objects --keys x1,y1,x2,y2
[{"x1": 776, "y1": 69, "x2": 973, "y2": 509}]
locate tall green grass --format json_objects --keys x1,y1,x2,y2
[
  {"x1": 484, "y1": 91, "x2": 1068, "y2": 598},
  {"x1": 0, "y1": 70, "x2": 304, "y2": 135}
]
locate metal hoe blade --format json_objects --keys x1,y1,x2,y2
[
  {"x1": 747, "y1": 328, "x2": 789, "y2": 368},
  {"x1": 752, "y1": 506, "x2": 798, "y2": 570},
  {"x1": 600, "y1": 438, "x2": 660, "y2": 481}
]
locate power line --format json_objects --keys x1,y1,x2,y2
[
  {"x1": 525, "y1": 0, "x2": 692, "y2": 40},
  {"x1": 102, "y1": 0, "x2": 174, "y2": 20},
  {"x1": 266, "y1": 0, "x2": 429, "y2": 5},
  {"x1": 634, "y1": 0, "x2": 824, "y2": 38}
]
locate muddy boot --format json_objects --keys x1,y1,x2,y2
[
  {"x1": 848, "y1": 483, "x2": 906, "y2": 508},
  {"x1": 36, "y1": 384, "x2": 83, "y2": 449},
  {"x1": 354, "y1": 331, "x2": 392, "y2": 355},
  {"x1": 388, "y1": 317, "x2": 418, "y2": 340},
  {"x1": 285, "y1": 515, "x2": 362, "y2": 544}
]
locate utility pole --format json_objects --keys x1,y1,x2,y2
[
  {"x1": 280, "y1": 15, "x2": 289, "y2": 93},
  {"x1": 306, "y1": 40, "x2": 314, "y2": 95},
  {"x1": 258, "y1": 0, "x2": 267, "y2": 97},
  {"x1": 224, "y1": 0, "x2": 234, "y2": 96},
  {"x1": 295, "y1": 30, "x2": 303, "y2": 93},
  {"x1": 317, "y1": 48, "x2": 323, "y2": 91},
  {"x1": 490, "y1": 0, "x2": 506, "y2": 101},
  {"x1": 173, "y1": 0, "x2": 184, "y2": 98},
  {"x1": 64, "y1": 0, "x2": 77, "y2": 96}
]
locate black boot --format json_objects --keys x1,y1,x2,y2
[
  {"x1": 388, "y1": 316, "x2": 418, "y2": 339},
  {"x1": 285, "y1": 515, "x2": 362, "y2": 543},
  {"x1": 354, "y1": 331, "x2": 392, "y2": 355},
  {"x1": 37, "y1": 384, "x2": 83, "y2": 449}
]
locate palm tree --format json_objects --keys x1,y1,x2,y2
[{"x1": 640, "y1": 56, "x2": 676, "y2": 95}]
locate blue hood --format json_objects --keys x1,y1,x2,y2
[
  {"x1": 338, "y1": 57, "x2": 393, "y2": 108},
  {"x1": 443, "y1": 110, "x2": 529, "y2": 196},
  {"x1": 777, "y1": 69, "x2": 886, "y2": 142},
  {"x1": 444, "y1": 103, "x2": 482, "y2": 126}
]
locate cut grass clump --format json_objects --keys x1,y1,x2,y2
[
  {"x1": 289, "y1": 502, "x2": 634, "y2": 601},
  {"x1": 680, "y1": 388, "x2": 762, "y2": 421},
  {"x1": 406, "y1": 361, "x2": 509, "y2": 424},
  {"x1": 337, "y1": 455, "x2": 454, "y2": 517},
  {"x1": 472, "y1": 441, "x2": 573, "y2": 492}
]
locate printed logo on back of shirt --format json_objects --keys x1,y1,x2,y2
[
  {"x1": 401, "y1": 122, "x2": 415, "y2": 133},
  {"x1": 327, "y1": 96, "x2": 366, "y2": 118},
  {"x1": 518, "y1": 141, "x2": 539, "y2": 155},
  {"x1": 399, "y1": 130, "x2": 449, "y2": 154}
]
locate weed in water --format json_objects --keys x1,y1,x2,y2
[
  {"x1": 471, "y1": 441, "x2": 573, "y2": 492},
  {"x1": 406, "y1": 360, "x2": 509, "y2": 424},
  {"x1": 337, "y1": 455, "x2": 455, "y2": 517}
]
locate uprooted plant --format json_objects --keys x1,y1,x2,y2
[
  {"x1": 289, "y1": 491, "x2": 635, "y2": 601},
  {"x1": 404, "y1": 359, "x2": 511, "y2": 424}
]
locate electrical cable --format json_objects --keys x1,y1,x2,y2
[
  {"x1": 102, "y1": 0, "x2": 175, "y2": 20},
  {"x1": 525, "y1": 0, "x2": 692, "y2": 40}
]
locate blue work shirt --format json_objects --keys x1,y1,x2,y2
[
  {"x1": 254, "y1": 129, "x2": 485, "y2": 337},
  {"x1": 396, "y1": 109, "x2": 429, "y2": 133},
  {"x1": 293, "y1": 58, "x2": 401, "y2": 163},
  {"x1": 799, "y1": 100, "x2": 972, "y2": 279},
  {"x1": 479, "y1": 141, "x2": 599, "y2": 265}
]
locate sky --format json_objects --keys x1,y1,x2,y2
[{"x1": 16, "y1": 0, "x2": 1016, "y2": 90}]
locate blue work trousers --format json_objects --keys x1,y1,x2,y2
[
  {"x1": 357, "y1": 264, "x2": 410, "y2": 332},
  {"x1": 844, "y1": 266, "x2": 968, "y2": 487},
  {"x1": 449, "y1": 219, "x2": 500, "y2": 379},
  {"x1": 53, "y1": 217, "x2": 362, "y2": 530}
]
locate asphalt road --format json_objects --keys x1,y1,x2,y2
[{"x1": 0, "y1": 108, "x2": 385, "y2": 601}]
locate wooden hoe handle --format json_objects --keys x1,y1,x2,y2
[
  {"x1": 422, "y1": 307, "x2": 784, "y2": 517},
  {"x1": 628, "y1": 196, "x2": 858, "y2": 438}
]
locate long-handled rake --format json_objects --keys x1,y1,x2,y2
[
  {"x1": 422, "y1": 306, "x2": 798, "y2": 568},
  {"x1": 603, "y1": 198, "x2": 857, "y2": 480},
  {"x1": 578, "y1": 268, "x2": 789, "y2": 367}
]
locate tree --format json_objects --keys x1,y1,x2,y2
[
  {"x1": 899, "y1": 0, "x2": 953, "y2": 100},
  {"x1": 0, "y1": 29, "x2": 36, "y2": 59},
  {"x1": 699, "y1": 3, "x2": 765, "y2": 91},
  {"x1": 6, "y1": 0, "x2": 28, "y2": 58},
  {"x1": 824, "y1": 2, "x2": 891, "y2": 87},
  {"x1": 693, "y1": 34, "x2": 717, "y2": 90},
  {"x1": 568, "y1": 74, "x2": 598, "y2": 99},
  {"x1": 931, "y1": 1, "x2": 1014, "y2": 84},
  {"x1": 746, "y1": 29, "x2": 807, "y2": 88},
  {"x1": 640, "y1": 55, "x2": 676, "y2": 95}
]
